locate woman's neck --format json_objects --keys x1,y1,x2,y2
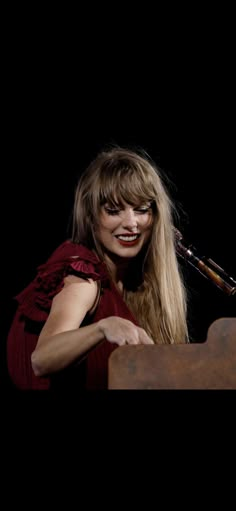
[{"x1": 103, "y1": 252, "x2": 131, "y2": 286}]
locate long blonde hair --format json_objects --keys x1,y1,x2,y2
[{"x1": 72, "y1": 146, "x2": 188, "y2": 344}]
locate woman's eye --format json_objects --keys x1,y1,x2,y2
[
  {"x1": 104, "y1": 205, "x2": 152, "y2": 215},
  {"x1": 104, "y1": 208, "x2": 120, "y2": 215},
  {"x1": 135, "y1": 207, "x2": 150, "y2": 214}
]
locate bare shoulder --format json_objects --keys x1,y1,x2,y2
[
  {"x1": 54, "y1": 274, "x2": 98, "y2": 308},
  {"x1": 37, "y1": 275, "x2": 98, "y2": 343}
]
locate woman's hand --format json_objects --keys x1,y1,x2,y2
[{"x1": 98, "y1": 316, "x2": 154, "y2": 346}]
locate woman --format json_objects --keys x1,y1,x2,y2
[{"x1": 7, "y1": 146, "x2": 189, "y2": 390}]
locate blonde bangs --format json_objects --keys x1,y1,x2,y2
[{"x1": 94, "y1": 161, "x2": 157, "y2": 209}]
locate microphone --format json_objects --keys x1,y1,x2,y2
[{"x1": 174, "y1": 228, "x2": 236, "y2": 296}]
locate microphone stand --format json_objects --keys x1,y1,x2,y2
[{"x1": 174, "y1": 228, "x2": 236, "y2": 296}]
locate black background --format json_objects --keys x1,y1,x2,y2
[{"x1": 2, "y1": 9, "x2": 236, "y2": 391}]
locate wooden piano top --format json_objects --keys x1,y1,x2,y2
[{"x1": 108, "y1": 317, "x2": 236, "y2": 389}]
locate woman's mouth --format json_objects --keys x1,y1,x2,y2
[{"x1": 115, "y1": 234, "x2": 141, "y2": 246}]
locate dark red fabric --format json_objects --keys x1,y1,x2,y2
[{"x1": 7, "y1": 240, "x2": 138, "y2": 390}]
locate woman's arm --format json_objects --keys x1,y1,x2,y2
[
  {"x1": 31, "y1": 276, "x2": 103, "y2": 376},
  {"x1": 31, "y1": 276, "x2": 154, "y2": 377}
]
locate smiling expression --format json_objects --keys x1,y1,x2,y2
[{"x1": 96, "y1": 201, "x2": 154, "y2": 260}]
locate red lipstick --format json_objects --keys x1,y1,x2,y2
[{"x1": 116, "y1": 238, "x2": 140, "y2": 246}]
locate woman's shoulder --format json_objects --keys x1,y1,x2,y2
[
  {"x1": 15, "y1": 240, "x2": 109, "y2": 322},
  {"x1": 39, "y1": 240, "x2": 108, "y2": 282},
  {"x1": 45, "y1": 239, "x2": 98, "y2": 263}
]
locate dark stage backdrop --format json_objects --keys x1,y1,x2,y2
[{"x1": 2, "y1": 78, "x2": 236, "y2": 390}]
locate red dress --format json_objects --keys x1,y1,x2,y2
[{"x1": 7, "y1": 240, "x2": 138, "y2": 390}]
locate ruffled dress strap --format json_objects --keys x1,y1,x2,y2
[{"x1": 15, "y1": 240, "x2": 109, "y2": 322}]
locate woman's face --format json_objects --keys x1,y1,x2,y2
[{"x1": 96, "y1": 200, "x2": 154, "y2": 259}]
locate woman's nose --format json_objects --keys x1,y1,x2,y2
[{"x1": 121, "y1": 209, "x2": 138, "y2": 229}]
